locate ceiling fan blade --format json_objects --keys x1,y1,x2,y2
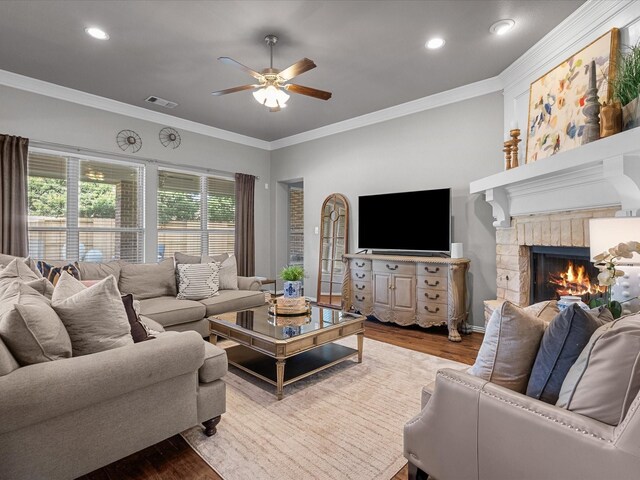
[
  {"x1": 278, "y1": 58, "x2": 316, "y2": 81},
  {"x1": 284, "y1": 84, "x2": 332, "y2": 100},
  {"x1": 211, "y1": 84, "x2": 260, "y2": 96},
  {"x1": 218, "y1": 57, "x2": 263, "y2": 80}
]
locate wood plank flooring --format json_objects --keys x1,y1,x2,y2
[{"x1": 79, "y1": 319, "x2": 482, "y2": 480}]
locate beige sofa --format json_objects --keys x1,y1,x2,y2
[{"x1": 403, "y1": 368, "x2": 640, "y2": 480}]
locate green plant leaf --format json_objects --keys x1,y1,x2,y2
[{"x1": 609, "y1": 300, "x2": 623, "y2": 319}]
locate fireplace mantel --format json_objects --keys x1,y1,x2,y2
[{"x1": 470, "y1": 128, "x2": 640, "y2": 227}]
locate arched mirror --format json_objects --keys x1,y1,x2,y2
[{"x1": 317, "y1": 193, "x2": 349, "y2": 308}]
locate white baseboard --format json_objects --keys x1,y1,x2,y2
[{"x1": 469, "y1": 325, "x2": 486, "y2": 334}]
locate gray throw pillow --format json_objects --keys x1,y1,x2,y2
[
  {"x1": 176, "y1": 262, "x2": 220, "y2": 300},
  {"x1": 118, "y1": 258, "x2": 177, "y2": 300},
  {"x1": 75, "y1": 260, "x2": 124, "y2": 281},
  {"x1": 0, "y1": 281, "x2": 72, "y2": 365},
  {"x1": 557, "y1": 313, "x2": 640, "y2": 425},
  {"x1": 204, "y1": 253, "x2": 237, "y2": 290},
  {"x1": 0, "y1": 254, "x2": 42, "y2": 278},
  {"x1": 52, "y1": 272, "x2": 133, "y2": 356},
  {"x1": 0, "y1": 258, "x2": 41, "y2": 295},
  {"x1": 526, "y1": 305, "x2": 613, "y2": 404},
  {"x1": 174, "y1": 252, "x2": 201, "y2": 265}
]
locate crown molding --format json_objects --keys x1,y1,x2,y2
[
  {"x1": 270, "y1": 76, "x2": 503, "y2": 150},
  {"x1": 499, "y1": 0, "x2": 640, "y2": 93},
  {"x1": 0, "y1": 68, "x2": 271, "y2": 150}
]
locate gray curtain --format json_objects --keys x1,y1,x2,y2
[
  {"x1": 0, "y1": 135, "x2": 29, "y2": 257},
  {"x1": 234, "y1": 173, "x2": 255, "y2": 277}
]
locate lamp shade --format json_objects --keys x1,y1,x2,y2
[{"x1": 589, "y1": 217, "x2": 640, "y2": 264}]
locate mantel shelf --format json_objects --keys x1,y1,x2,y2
[{"x1": 470, "y1": 127, "x2": 640, "y2": 227}]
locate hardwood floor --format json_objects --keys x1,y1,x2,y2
[{"x1": 79, "y1": 320, "x2": 483, "y2": 480}]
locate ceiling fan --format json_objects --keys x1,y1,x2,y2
[{"x1": 212, "y1": 34, "x2": 332, "y2": 112}]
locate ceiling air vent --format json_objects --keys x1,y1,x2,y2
[{"x1": 145, "y1": 96, "x2": 178, "y2": 109}]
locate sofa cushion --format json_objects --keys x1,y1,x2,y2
[
  {"x1": 527, "y1": 305, "x2": 613, "y2": 404},
  {"x1": 177, "y1": 262, "x2": 220, "y2": 300},
  {"x1": 75, "y1": 260, "x2": 123, "y2": 281},
  {"x1": 468, "y1": 301, "x2": 547, "y2": 393},
  {"x1": 138, "y1": 296, "x2": 206, "y2": 327},
  {"x1": 557, "y1": 313, "x2": 640, "y2": 426},
  {"x1": 36, "y1": 260, "x2": 80, "y2": 285},
  {"x1": 119, "y1": 259, "x2": 177, "y2": 300},
  {"x1": 0, "y1": 337, "x2": 19, "y2": 376},
  {"x1": 51, "y1": 272, "x2": 133, "y2": 356},
  {"x1": 199, "y1": 290, "x2": 266, "y2": 316},
  {"x1": 0, "y1": 254, "x2": 42, "y2": 278},
  {"x1": 199, "y1": 341, "x2": 228, "y2": 383},
  {"x1": 138, "y1": 315, "x2": 165, "y2": 334},
  {"x1": 0, "y1": 281, "x2": 72, "y2": 365}
]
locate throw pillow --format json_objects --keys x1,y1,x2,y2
[
  {"x1": 0, "y1": 254, "x2": 42, "y2": 278},
  {"x1": 524, "y1": 299, "x2": 560, "y2": 323},
  {"x1": 0, "y1": 281, "x2": 72, "y2": 365},
  {"x1": 174, "y1": 251, "x2": 201, "y2": 265},
  {"x1": 118, "y1": 258, "x2": 177, "y2": 300},
  {"x1": 204, "y1": 253, "x2": 238, "y2": 290},
  {"x1": 24, "y1": 278, "x2": 55, "y2": 299},
  {"x1": 557, "y1": 313, "x2": 640, "y2": 426},
  {"x1": 121, "y1": 294, "x2": 153, "y2": 343},
  {"x1": 526, "y1": 305, "x2": 613, "y2": 404},
  {"x1": 51, "y1": 272, "x2": 133, "y2": 356},
  {"x1": 176, "y1": 262, "x2": 220, "y2": 300},
  {"x1": 36, "y1": 260, "x2": 81, "y2": 286},
  {"x1": 468, "y1": 301, "x2": 547, "y2": 393},
  {"x1": 74, "y1": 260, "x2": 123, "y2": 281},
  {"x1": 0, "y1": 258, "x2": 41, "y2": 294}
]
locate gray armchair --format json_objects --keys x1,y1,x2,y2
[{"x1": 403, "y1": 368, "x2": 640, "y2": 480}]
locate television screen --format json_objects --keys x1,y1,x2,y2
[{"x1": 358, "y1": 188, "x2": 451, "y2": 252}]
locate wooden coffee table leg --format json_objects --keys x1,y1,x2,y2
[
  {"x1": 276, "y1": 359, "x2": 286, "y2": 400},
  {"x1": 209, "y1": 334, "x2": 218, "y2": 345},
  {"x1": 357, "y1": 333, "x2": 364, "y2": 363}
]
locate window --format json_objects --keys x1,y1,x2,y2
[
  {"x1": 157, "y1": 169, "x2": 234, "y2": 260},
  {"x1": 27, "y1": 152, "x2": 145, "y2": 262},
  {"x1": 288, "y1": 185, "x2": 304, "y2": 265}
]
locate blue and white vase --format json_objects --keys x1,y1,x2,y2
[{"x1": 284, "y1": 280, "x2": 303, "y2": 298}]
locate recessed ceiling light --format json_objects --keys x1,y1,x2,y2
[
  {"x1": 425, "y1": 38, "x2": 445, "y2": 50},
  {"x1": 85, "y1": 27, "x2": 109, "y2": 40},
  {"x1": 489, "y1": 19, "x2": 515, "y2": 36}
]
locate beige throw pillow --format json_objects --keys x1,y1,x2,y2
[
  {"x1": 204, "y1": 253, "x2": 238, "y2": 290},
  {"x1": 75, "y1": 260, "x2": 124, "y2": 281},
  {"x1": 468, "y1": 301, "x2": 547, "y2": 393},
  {"x1": 557, "y1": 313, "x2": 640, "y2": 426},
  {"x1": 0, "y1": 254, "x2": 42, "y2": 278},
  {"x1": 118, "y1": 259, "x2": 177, "y2": 300},
  {"x1": 0, "y1": 281, "x2": 72, "y2": 365},
  {"x1": 176, "y1": 262, "x2": 220, "y2": 300},
  {"x1": 52, "y1": 272, "x2": 133, "y2": 356}
]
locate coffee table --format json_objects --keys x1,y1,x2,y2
[{"x1": 208, "y1": 304, "x2": 365, "y2": 399}]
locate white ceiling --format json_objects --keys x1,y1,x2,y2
[{"x1": 0, "y1": 0, "x2": 584, "y2": 142}]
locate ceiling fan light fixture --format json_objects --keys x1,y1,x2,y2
[{"x1": 254, "y1": 85, "x2": 290, "y2": 109}]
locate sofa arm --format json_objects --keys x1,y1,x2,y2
[
  {"x1": 0, "y1": 330, "x2": 204, "y2": 434},
  {"x1": 238, "y1": 276, "x2": 262, "y2": 291}
]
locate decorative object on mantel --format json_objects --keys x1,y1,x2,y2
[
  {"x1": 116, "y1": 129, "x2": 142, "y2": 153},
  {"x1": 613, "y1": 41, "x2": 640, "y2": 131},
  {"x1": 582, "y1": 60, "x2": 601, "y2": 144},
  {"x1": 159, "y1": 127, "x2": 181, "y2": 149},
  {"x1": 509, "y1": 128, "x2": 521, "y2": 167},
  {"x1": 525, "y1": 28, "x2": 619, "y2": 164},
  {"x1": 600, "y1": 100, "x2": 623, "y2": 137},
  {"x1": 503, "y1": 140, "x2": 513, "y2": 170}
]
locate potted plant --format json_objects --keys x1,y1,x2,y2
[
  {"x1": 612, "y1": 41, "x2": 640, "y2": 130},
  {"x1": 279, "y1": 265, "x2": 305, "y2": 298}
]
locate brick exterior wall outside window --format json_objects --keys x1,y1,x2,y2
[{"x1": 288, "y1": 187, "x2": 304, "y2": 265}]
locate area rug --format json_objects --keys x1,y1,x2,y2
[{"x1": 181, "y1": 337, "x2": 465, "y2": 480}]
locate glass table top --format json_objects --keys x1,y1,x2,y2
[{"x1": 209, "y1": 303, "x2": 362, "y2": 340}]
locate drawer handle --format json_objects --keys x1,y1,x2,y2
[
  {"x1": 424, "y1": 292, "x2": 440, "y2": 300},
  {"x1": 424, "y1": 280, "x2": 440, "y2": 287},
  {"x1": 424, "y1": 266, "x2": 440, "y2": 274},
  {"x1": 355, "y1": 261, "x2": 365, "y2": 267},
  {"x1": 355, "y1": 294, "x2": 366, "y2": 301},
  {"x1": 356, "y1": 273, "x2": 366, "y2": 279},
  {"x1": 386, "y1": 264, "x2": 398, "y2": 270},
  {"x1": 356, "y1": 284, "x2": 366, "y2": 290},
  {"x1": 424, "y1": 305, "x2": 440, "y2": 314}
]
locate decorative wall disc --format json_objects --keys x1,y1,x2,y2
[
  {"x1": 159, "y1": 127, "x2": 181, "y2": 149},
  {"x1": 116, "y1": 129, "x2": 142, "y2": 153}
]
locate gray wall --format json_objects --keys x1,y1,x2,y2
[
  {"x1": 0, "y1": 85, "x2": 271, "y2": 276},
  {"x1": 270, "y1": 92, "x2": 503, "y2": 327}
]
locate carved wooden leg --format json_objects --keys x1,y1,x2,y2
[
  {"x1": 357, "y1": 332, "x2": 364, "y2": 363},
  {"x1": 202, "y1": 415, "x2": 221, "y2": 436},
  {"x1": 276, "y1": 359, "x2": 286, "y2": 400},
  {"x1": 408, "y1": 461, "x2": 429, "y2": 480},
  {"x1": 447, "y1": 317, "x2": 462, "y2": 342}
]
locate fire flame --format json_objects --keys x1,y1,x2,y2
[{"x1": 549, "y1": 261, "x2": 605, "y2": 297}]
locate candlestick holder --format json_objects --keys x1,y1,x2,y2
[
  {"x1": 509, "y1": 129, "x2": 521, "y2": 167},
  {"x1": 503, "y1": 141, "x2": 513, "y2": 170}
]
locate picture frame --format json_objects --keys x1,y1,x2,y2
[{"x1": 525, "y1": 28, "x2": 619, "y2": 164}]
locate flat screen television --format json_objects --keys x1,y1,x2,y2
[{"x1": 358, "y1": 188, "x2": 451, "y2": 253}]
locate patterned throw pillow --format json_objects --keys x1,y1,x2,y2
[
  {"x1": 176, "y1": 263, "x2": 220, "y2": 300},
  {"x1": 36, "y1": 261, "x2": 81, "y2": 286}
]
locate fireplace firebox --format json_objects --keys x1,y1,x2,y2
[{"x1": 530, "y1": 246, "x2": 605, "y2": 305}]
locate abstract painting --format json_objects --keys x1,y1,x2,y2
[{"x1": 525, "y1": 28, "x2": 619, "y2": 164}]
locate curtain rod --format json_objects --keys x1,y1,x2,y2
[{"x1": 29, "y1": 139, "x2": 260, "y2": 180}]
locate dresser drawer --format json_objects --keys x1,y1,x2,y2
[
  {"x1": 352, "y1": 281, "x2": 372, "y2": 294},
  {"x1": 417, "y1": 275, "x2": 448, "y2": 291},
  {"x1": 416, "y1": 312, "x2": 448, "y2": 328},
  {"x1": 372, "y1": 260, "x2": 414, "y2": 275},
  {"x1": 417, "y1": 299, "x2": 448, "y2": 318},
  {"x1": 416, "y1": 263, "x2": 447, "y2": 277},
  {"x1": 351, "y1": 292, "x2": 373, "y2": 314},
  {"x1": 351, "y1": 269, "x2": 372, "y2": 282},
  {"x1": 350, "y1": 259, "x2": 372, "y2": 271},
  {"x1": 416, "y1": 288, "x2": 447, "y2": 304}
]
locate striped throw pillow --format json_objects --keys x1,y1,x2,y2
[{"x1": 176, "y1": 262, "x2": 220, "y2": 300}]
